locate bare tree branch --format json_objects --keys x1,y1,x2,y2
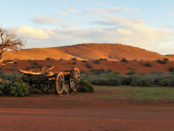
[{"x1": 0, "y1": 28, "x2": 24, "y2": 64}]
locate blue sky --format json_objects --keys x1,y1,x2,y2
[{"x1": 0, "y1": 0, "x2": 174, "y2": 54}]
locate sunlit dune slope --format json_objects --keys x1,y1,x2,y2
[
  {"x1": 166, "y1": 55, "x2": 174, "y2": 59},
  {"x1": 3, "y1": 43, "x2": 174, "y2": 61}
]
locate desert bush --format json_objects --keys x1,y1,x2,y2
[
  {"x1": 80, "y1": 70, "x2": 86, "y2": 74},
  {"x1": 31, "y1": 65, "x2": 37, "y2": 69},
  {"x1": 72, "y1": 61, "x2": 77, "y2": 65},
  {"x1": 130, "y1": 75, "x2": 143, "y2": 86},
  {"x1": 28, "y1": 59, "x2": 32, "y2": 62},
  {"x1": 164, "y1": 58, "x2": 169, "y2": 62},
  {"x1": 14, "y1": 61, "x2": 17, "y2": 65},
  {"x1": 81, "y1": 60, "x2": 87, "y2": 63},
  {"x1": 168, "y1": 67, "x2": 174, "y2": 72},
  {"x1": 33, "y1": 61, "x2": 39, "y2": 65},
  {"x1": 86, "y1": 63, "x2": 92, "y2": 68},
  {"x1": 159, "y1": 79, "x2": 170, "y2": 86},
  {"x1": 107, "y1": 77, "x2": 121, "y2": 86},
  {"x1": 156, "y1": 58, "x2": 168, "y2": 64},
  {"x1": 130, "y1": 75, "x2": 152, "y2": 87},
  {"x1": 0, "y1": 80, "x2": 30, "y2": 97},
  {"x1": 0, "y1": 72, "x2": 22, "y2": 82},
  {"x1": 25, "y1": 66, "x2": 31, "y2": 70},
  {"x1": 126, "y1": 68, "x2": 136, "y2": 75},
  {"x1": 46, "y1": 57, "x2": 55, "y2": 60},
  {"x1": 9, "y1": 67, "x2": 15, "y2": 71},
  {"x1": 144, "y1": 62, "x2": 152, "y2": 67},
  {"x1": 77, "y1": 80, "x2": 94, "y2": 93},
  {"x1": 121, "y1": 58, "x2": 128, "y2": 63},
  {"x1": 91, "y1": 69, "x2": 104, "y2": 75},
  {"x1": 80, "y1": 70, "x2": 174, "y2": 87},
  {"x1": 71, "y1": 58, "x2": 77, "y2": 61},
  {"x1": 99, "y1": 58, "x2": 107, "y2": 61},
  {"x1": 93, "y1": 59, "x2": 101, "y2": 64}
]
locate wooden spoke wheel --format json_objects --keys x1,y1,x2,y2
[
  {"x1": 69, "y1": 68, "x2": 80, "y2": 92},
  {"x1": 56, "y1": 72, "x2": 69, "y2": 95}
]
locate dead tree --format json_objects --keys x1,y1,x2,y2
[{"x1": 0, "y1": 28, "x2": 24, "y2": 64}]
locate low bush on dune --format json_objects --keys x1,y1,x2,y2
[
  {"x1": 156, "y1": 58, "x2": 168, "y2": 64},
  {"x1": 71, "y1": 58, "x2": 77, "y2": 61},
  {"x1": 46, "y1": 57, "x2": 55, "y2": 60},
  {"x1": 99, "y1": 58, "x2": 107, "y2": 61},
  {"x1": 77, "y1": 80, "x2": 94, "y2": 93},
  {"x1": 93, "y1": 59, "x2": 101, "y2": 64},
  {"x1": 121, "y1": 58, "x2": 128, "y2": 63},
  {"x1": 81, "y1": 60, "x2": 87, "y2": 63},
  {"x1": 144, "y1": 62, "x2": 152, "y2": 67}
]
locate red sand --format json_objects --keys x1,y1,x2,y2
[{"x1": 0, "y1": 94, "x2": 174, "y2": 131}]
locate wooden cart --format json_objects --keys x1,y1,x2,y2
[{"x1": 19, "y1": 68, "x2": 80, "y2": 95}]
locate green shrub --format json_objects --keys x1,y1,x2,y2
[
  {"x1": 126, "y1": 68, "x2": 136, "y2": 75},
  {"x1": 168, "y1": 67, "x2": 174, "y2": 72},
  {"x1": 9, "y1": 67, "x2": 15, "y2": 71},
  {"x1": 93, "y1": 59, "x2": 100, "y2": 64},
  {"x1": 33, "y1": 61, "x2": 39, "y2": 65},
  {"x1": 80, "y1": 70, "x2": 86, "y2": 74},
  {"x1": 0, "y1": 80, "x2": 30, "y2": 97},
  {"x1": 164, "y1": 58, "x2": 168, "y2": 62},
  {"x1": 31, "y1": 65, "x2": 37, "y2": 69},
  {"x1": 86, "y1": 63, "x2": 92, "y2": 68},
  {"x1": 46, "y1": 57, "x2": 55, "y2": 60},
  {"x1": 156, "y1": 58, "x2": 168, "y2": 64},
  {"x1": 30, "y1": 88, "x2": 42, "y2": 94},
  {"x1": 91, "y1": 69, "x2": 104, "y2": 75},
  {"x1": 80, "y1": 71, "x2": 174, "y2": 87},
  {"x1": 25, "y1": 67, "x2": 31, "y2": 70},
  {"x1": 14, "y1": 61, "x2": 17, "y2": 65},
  {"x1": 81, "y1": 60, "x2": 87, "y2": 63},
  {"x1": 71, "y1": 58, "x2": 77, "y2": 61},
  {"x1": 99, "y1": 58, "x2": 107, "y2": 61},
  {"x1": 159, "y1": 79, "x2": 170, "y2": 86},
  {"x1": 121, "y1": 58, "x2": 128, "y2": 63},
  {"x1": 72, "y1": 61, "x2": 77, "y2": 65},
  {"x1": 144, "y1": 62, "x2": 152, "y2": 67},
  {"x1": 77, "y1": 80, "x2": 94, "y2": 93},
  {"x1": 130, "y1": 75, "x2": 143, "y2": 86},
  {"x1": 107, "y1": 77, "x2": 121, "y2": 86},
  {"x1": 0, "y1": 72, "x2": 22, "y2": 82}
]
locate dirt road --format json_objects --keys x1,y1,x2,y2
[{"x1": 0, "y1": 94, "x2": 174, "y2": 131}]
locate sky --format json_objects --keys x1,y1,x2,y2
[{"x1": 0, "y1": 0, "x2": 174, "y2": 54}]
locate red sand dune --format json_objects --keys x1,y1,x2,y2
[
  {"x1": 166, "y1": 55, "x2": 174, "y2": 59},
  {"x1": 3, "y1": 43, "x2": 174, "y2": 61}
]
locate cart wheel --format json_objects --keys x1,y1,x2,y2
[
  {"x1": 56, "y1": 72, "x2": 69, "y2": 95},
  {"x1": 69, "y1": 68, "x2": 80, "y2": 92}
]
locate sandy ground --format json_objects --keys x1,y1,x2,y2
[{"x1": 0, "y1": 91, "x2": 174, "y2": 131}]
